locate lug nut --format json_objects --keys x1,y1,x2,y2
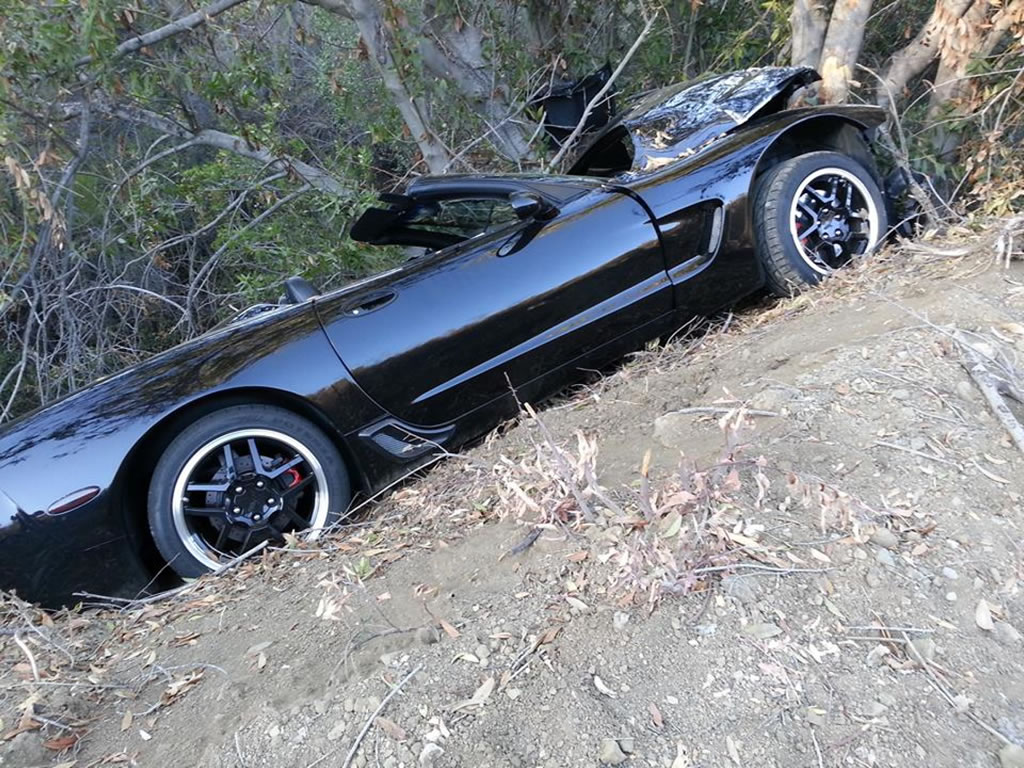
[
  {"x1": 235, "y1": 486, "x2": 243, "y2": 493},
  {"x1": 254, "y1": 514, "x2": 262, "y2": 521},
  {"x1": 256, "y1": 480, "x2": 264, "y2": 488},
  {"x1": 232, "y1": 506, "x2": 241, "y2": 514}
]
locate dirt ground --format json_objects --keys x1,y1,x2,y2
[{"x1": 2, "y1": 220, "x2": 1024, "y2": 768}]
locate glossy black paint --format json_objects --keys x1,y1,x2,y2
[{"x1": 0, "y1": 68, "x2": 887, "y2": 607}]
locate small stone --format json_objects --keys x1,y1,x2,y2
[
  {"x1": 721, "y1": 574, "x2": 758, "y2": 604},
  {"x1": 618, "y1": 738, "x2": 635, "y2": 754},
  {"x1": 909, "y1": 436, "x2": 927, "y2": 451},
  {"x1": 328, "y1": 722, "x2": 347, "y2": 741},
  {"x1": 417, "y1": 626, "x2": 440, "y2": 646},
  {"x1": 870, "y1": 528, "x2": 899, "y2": 550},
  {"x1": 1000, "y1": 743, "x2": 1024, "y2": 768},
  {"x1": 993, "y1": 622, "x2": 1023, "y2": 647},
  {"x1": 613, "y1": 611, "x2": 630, "y2": 631},
  {"x1": 598, "y1": 738, "x2": 628, "y2": 765},
  {"x1": 864, "y1": 568, "x2": 883, "y2": 588},
  {"x1": 942, "y1": 567, "x2": 959, "y2": 580},
  {"x1": 344, "y1": 698, "x2": 355, "y2": 713},
  {"x1": 956, "y1": 380, "x2": 975, "y2": 401},
  {"x1": 891, "y1": 388, "x2": 910, "y2": 400},
  {"x1": 420, "y1": 743, "x2": 445, "y2": 767},
  {"x1": 875, "y1": 549, "x2": 895, "y2": 567},
  {"x1": 474, "y1": 643, "x2": 491, "y2": 661},
  {"x1": 945, "y1": 591, "x2": 958, "y2": 602},
  {"x1": 910, "y1": 637, "x2": 936, "y2": 665},
  {"x1": 878, "y1": 692, "x2": 897, "y2": 707},
  {"x1": 863, "y1": 701, "x2": 887, "y2": 718}
]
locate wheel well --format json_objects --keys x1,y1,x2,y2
[
  {"x1": 754, "y1": 117, "x2": 881, "y2": 189},
  {"x1": 112, "y1": 388, "x2": 361, "y2": 581}
]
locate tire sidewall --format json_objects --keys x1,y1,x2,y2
[
  {"x1": 147, "y1": 404, "x2": 350, "y2": 578},
  {"x1": 763, "y1": 151, "x2": 888, "y2": 288}
]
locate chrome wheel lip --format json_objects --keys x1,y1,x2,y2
[
  {"x1": 788, "y1": 166, "x2": 880, "y2": 276},
  {"x1": 171, "y1": 428, "x2": 330, "y2": 570}
]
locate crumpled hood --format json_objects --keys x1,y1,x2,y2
[{"x1": 571, "y1": 66, "x2": 820, "y2": 175}]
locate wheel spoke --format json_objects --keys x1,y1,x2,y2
[
  {"x1": 222, "y1": 445, "x2": 236, "y2": 478},
  {"x1": 283, "y1": 505, "x2": 309, "y2": 527},
  {"x1": 799, "y1": 220, "x2": 820, "y2": 239},
  {"x1": 186, "y1": 482, "x2": 229, "y2": 493},
  {"x1": 214, "y1": 523, "x2": 232, "y2": 550},
  {"x1": 805, "y1": 186, "x2": 830, "y2": 205},
  {"x1": 247, "y1": 438, "x2": 264, "y2": 473},
  {"x1": 267, "y1": 454, "x2": 304, "y2": 479},
  {"x1": 184, "y1": 506, "x2": 226, "y2": 518}
]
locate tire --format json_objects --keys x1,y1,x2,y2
[
  {"x1": 753, "y1": 150, "x2": 888, "y2": 297},
  {"x1": 147, "y1": 404, "x2": 351, "y2": 578}
]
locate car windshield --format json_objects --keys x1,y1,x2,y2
[{"x1": 405, "y1": 197, "x2": 519, "y2": 241}]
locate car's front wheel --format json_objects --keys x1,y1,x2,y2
[
  {"x1": 754, "y1": 150, "x2": 887, "y2": 296},
  {"x1": 148, "y1": 404, "x2": 351, "y2": 578}
]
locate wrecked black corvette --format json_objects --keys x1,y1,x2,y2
[{"x1": 0, "y1": 67, "x2": 889, "y2": 606}]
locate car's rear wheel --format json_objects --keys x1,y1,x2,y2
[
  {"x1": 754, "y1": 150, "x2": 887, "y2": 296},
  {"x1": 148, "y1": 404, "x2": 351, "y2": 578}
]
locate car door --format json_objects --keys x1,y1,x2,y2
[{"x1": 316, "y1": 186, "x2": 671, "y2": 427}]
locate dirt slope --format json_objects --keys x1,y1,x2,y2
[{"x1": 3, "y1": 222, "x2": 1024, "y2": 768}]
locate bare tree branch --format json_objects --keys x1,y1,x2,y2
[
  {"x1": 77, "y1": 0, "x2": 255, "y2": 67},
  {"x1": 63, "y1": 101, "x2": 353, "y2": 198},
  {"x1": 545, "y1": 10, "x2": 656, "y2": 170}
]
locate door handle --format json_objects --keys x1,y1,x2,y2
[{"x1": 343, "y1": 289, "x2": 397, "y2": 316}]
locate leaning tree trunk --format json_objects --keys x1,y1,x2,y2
[{"x1": 817, "y1": 0, "x2": 873, "y2": 103}]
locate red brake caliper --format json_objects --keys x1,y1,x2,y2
[{"x1": 284, "y1": 468, "x2": 302, "y2": 488}]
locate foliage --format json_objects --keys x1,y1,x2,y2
[{"x1": 0, "y1": 0, "x2": 1021, "y2": 421}]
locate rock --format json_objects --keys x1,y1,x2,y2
[
  {"x1": 891, "y1": 388, "x2": 910, "y2": 400},
  {"x1": 417, "y1": 626, "x2": 440, "y2": 646},
  {"x1": 314, "y1": 697, "x2": 330, "y2": 715},
  {"x1": 909, "y1": 436, "x2": 927, "y2": 451},
  {"x1": 956, "y1": 380, "x2": 976, "y2": 401},
  {"x1": 613, "y1": 611, "x2": 630, "y2": 631},
  {"x1": 863, "y1": 701, "x2": 887, "y2": 718},
  {"x1": 875, "y1": 549, "x2": 896, "y2": 567},
  {"x1": 721, "y1": 574, "x2": 758, "y2": 604},
  {"x1": 1000, "y1": 743, "x2": 1024, "y2": 768},
  {"x1": 993, "y1": 622, "x2": 1023, "y2": 647},
  {"x1": 618, "y1": 738, "x2": 635, "y2": 754},
  {"x1": 941, "y1": 567, "x2": 959, "y2": 580},
  {"x1": 870, "y1": 528, "x2": 899, "y2": 550},
  {"x1": 420, "y1": 743, "x2": 445, "y2": 767},
  {"x1": 864, "y1": 568, "x2": 883, "y2": 588},
  {"x1": 0, "y1": 732, "x2": 50, "y2": 768},
  {"x1": 910, "y1": 637, "x2": 936, "y2": 665},
  {"x1": 878, "y1": 692, "x2": 897, "y2": 707},
  {"x1": 328, "y1": 722, "x2": 347, "y2": 741},
  {"x1": 945, "y1": 591, "x2": 958, "y2": 602},
  {"x1": 474, "y1": 643, "x2": 491, "y2": 662},
  {"x1": 598, "y1": 738, "x2": 628, "y2": 765}
]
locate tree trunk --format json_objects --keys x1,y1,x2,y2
[
  {"x1": 817, "y1": 0, "x2": 873, "y2": 103},
  {"x1": 417, "y1": 11, "x2": 533, "y2": 163},
  {"x1": 302, "y1": 0, "x2": 451, "y2": 174},
  {"x1": 875, "y1": 0, "x2": 974, "y2": 108},
  {"x1": 790, "y1": 0, "x2": 827, "y2": 70}
]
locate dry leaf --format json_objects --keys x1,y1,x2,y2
[
  {"x1": 649, "y1": 702, "x2": 664, "y2": 728},
  {"x1": 42, "y1": 734, "x2": 78, "y2": 751},
  {"x1": 565, "y1": 550, "x2": 589, "y2": 562},
  {"x1": 539, "y1": 626, "x2": 561, "y2": 645},
  {"x1": 120, "y1": 710, "x2": 132, "y2": 732},
  {"x1": 566, "y1": 595, "x2": 590, "y2": 613},
  {"x1": 139, "y1": 729, "x2": 152, "y2": 741},
  {"x1": 375, "y1": 716, "x2": 407, "y2": 741},
  {"x1": 451, "y1": 676, "x2": 495, "y2": 712},
  {"x1": 439, "y1": 619, "x2": 460, "y2": 639}
]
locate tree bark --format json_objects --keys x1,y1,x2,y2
[
  {"x1": 790, "y1": 0, "x2": 827, "y2": 70},
  {"x1": 875, "y1": 0, "x2": 975, "y2": 108},
  {"x1": 818, "y1": 0, "x2": 874, "y2": 103},
  {"x1": 417, "y1": 10, "x2": 533, "y2": 163}
]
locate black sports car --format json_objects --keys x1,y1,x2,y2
[{"x1": 0, "y1": 67, "x2": 889, "y2": 606}]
